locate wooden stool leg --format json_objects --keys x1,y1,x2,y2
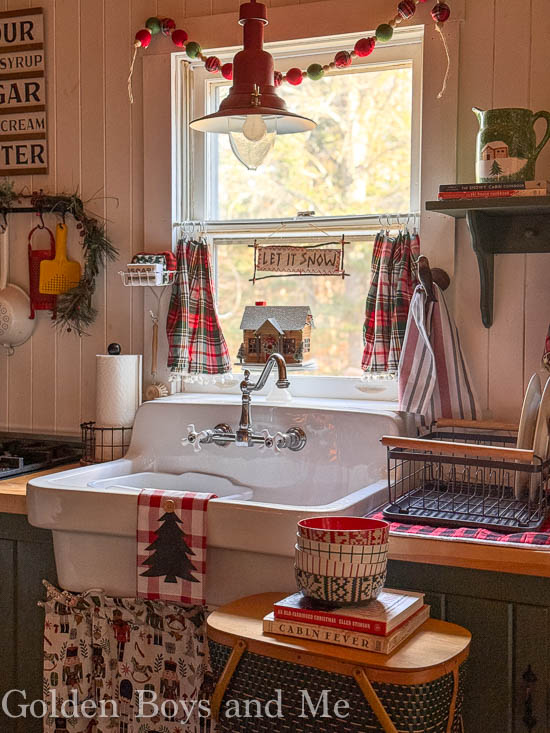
[
  {"x1": 353, "y1": 667, "x2": 399, "y2": 733},
  {"x1": 446, "y1": 665, "x2": 460, "y2": 733},
  {"x1": 211, "y1": 639, "x2": 247, "y2": 721}
]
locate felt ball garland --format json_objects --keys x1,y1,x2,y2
[{"x1": 128, "y1": 3, "x2": 452, "y2": 103}]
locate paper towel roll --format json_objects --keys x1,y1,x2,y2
[{"x1": 96, "y1": 355, "x2": 142, "y2": 428}]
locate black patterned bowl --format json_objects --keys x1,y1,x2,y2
[{"x1": 295, "y1": 566, "x2": 386, "y2": 607}]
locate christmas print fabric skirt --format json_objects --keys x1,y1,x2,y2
[{"x1": 41, "y1": 581, "x2": 211, "y2": 733}]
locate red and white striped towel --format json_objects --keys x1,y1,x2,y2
[
  {"x1": 137, "y1": 489, "x2": 216, "y2": 605},
  {"x1": 398, "y1": 284, "x2": 480, "y2": 426}
]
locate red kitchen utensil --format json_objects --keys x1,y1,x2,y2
[{"x1": 28, "y1": 225, "x2": 57, "y2": 319}]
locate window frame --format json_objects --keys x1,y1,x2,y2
[{"x1": 171, "y1": 28, "x2": 425, "y2": 400}]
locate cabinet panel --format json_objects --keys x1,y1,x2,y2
[
  {"x1": 445, "y1": 595, "x2": 513, "y2": 733},
  {"x1": 0, "y1": 539, "x2": 16, "y2": 733},
  {"x1": 513, "y1": 605, "x2": 549, "y2": 733}
]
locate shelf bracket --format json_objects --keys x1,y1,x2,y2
[{"x1": 467, "y1": 211, "x2": 494, "y2": 328}]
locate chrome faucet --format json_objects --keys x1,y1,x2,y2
[
  {"x1": 182, "y1": 354, "x2": 307, "y2": 453},
  {"x1": 236, "y1": 353, "x2": 289, "y2": 446}
]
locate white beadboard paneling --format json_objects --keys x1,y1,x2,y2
[
  {"x1": 524, "y1": 0, "x2": 550, "y2": 388},
  {"x1": 79, "y1": 0, "x2": 106, "y2": 425}
]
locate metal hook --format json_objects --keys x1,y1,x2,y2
[{"x1": 36, "y1": 209, "x2": 45, "y2": 229}]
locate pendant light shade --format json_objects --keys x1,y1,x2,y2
[{"x1": 189, "y1": 0, "x2": 316, "y2": 169}]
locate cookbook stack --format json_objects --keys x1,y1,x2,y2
[
  {"x1": 263, "y1": 517, "x2": 430, "y2": 654},
  {"x1": 437, "y1": 179, "x2": 550, "y2": 200},
  {"x1": 263, "y1": 588, "x2": 429, "y2": 654}
]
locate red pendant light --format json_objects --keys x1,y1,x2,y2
[{"x1": 189, "y1": 0, "x2": 316, "y2": 170}]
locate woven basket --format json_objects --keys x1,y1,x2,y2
[{"x1": 209, "y1": 639, "x2": 466, "y2": 733}]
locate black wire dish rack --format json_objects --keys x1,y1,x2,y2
[{"x1": 381, "y1": 421, "x2": 549, "y2": 533}]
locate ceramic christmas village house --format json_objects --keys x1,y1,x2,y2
[{"x1": 237, "y1": 303, "x2": 314, "y2": 365}]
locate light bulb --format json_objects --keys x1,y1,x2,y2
[{"x1": 242, "y1": 115, "x2": 267, "y2": 142}]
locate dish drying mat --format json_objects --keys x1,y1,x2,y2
[{"x1": 369, "y1": 510, "x2": 550, "y2": 546}]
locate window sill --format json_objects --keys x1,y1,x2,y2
[{"x1": 182, "y1": 373, "x2": 399, "y2": 404}]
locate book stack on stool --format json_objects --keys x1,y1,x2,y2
[{"x1": 207, "y1": 516, "x2": 472, "y2": 732}]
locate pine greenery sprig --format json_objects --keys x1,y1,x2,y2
[{"x1": 0, "y1": 185, "x2": 119, "y2": 336}]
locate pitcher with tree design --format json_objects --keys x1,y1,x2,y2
[{"x1": 474, "y1": 107, "x2": 550, "y2": 182}]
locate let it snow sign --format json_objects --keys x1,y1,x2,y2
[
  {"x1": 0, "y1": 7, "x2": 47, "y2": 175},
  {"x1": 251, "y1": 238, "x2": 349, "y2": 282}
]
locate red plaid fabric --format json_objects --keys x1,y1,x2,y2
[
  {"x1": 370, "y1": 511, "x2": 550, "y2": 546},
  {"x1": 166, "y1": 238, "x2": 231, "y2": 376},
  {"x1": 137, "y1": 489, "x2": 217, "y2": 605},
  {"x1": 363, "y1": 231, "x2": 419, "y2": 373},
  {"x1": 390, "y1": 231, "x2": 419, "y2": 366}
]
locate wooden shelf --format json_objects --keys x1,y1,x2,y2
[{"x1": 426, "y1": 197, "x2": 550, "y2": 327}]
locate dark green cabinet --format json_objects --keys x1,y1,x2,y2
[
  {"x1": 387, "y1": 560, "x2": 550, "y2": 732},
  {"x1": 0, "y1": 513, "x2": 57, "y2": 733}
]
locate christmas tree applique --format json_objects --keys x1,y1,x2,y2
[
  {"x1": 140, "y1": 501, "x2": 199, "y2": 584},
  {"x1": 490, "y1": 159, "x2": 503, "y2": 178}
]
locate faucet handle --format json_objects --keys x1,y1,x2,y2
[{"x1": 182, "y1": 424, "x2": 205, "y2": 453}]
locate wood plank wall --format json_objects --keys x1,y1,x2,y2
[
  {"x1": 454, "y1": 0, "x2": 550, "y2": 421},
  {"x1": 0, "y1": 0, "x2": 545, "y2": 433}
]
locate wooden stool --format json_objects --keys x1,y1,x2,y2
[{"x1": 207, "y1": 592, "x2": 471, "y2": 733}]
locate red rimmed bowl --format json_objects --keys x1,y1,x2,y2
[{"x1": 297, "y1": 516, "x2": 389, "y2": 546}]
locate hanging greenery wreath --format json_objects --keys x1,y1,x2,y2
[{"x1": 0, "y1": 181, "x2": 118, "y2": 336}]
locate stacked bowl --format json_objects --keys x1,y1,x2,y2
[{"x1": 295, "y1": 517, "x2": 390, "y2": 607}]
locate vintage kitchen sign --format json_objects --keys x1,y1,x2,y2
[
  {"x1": 251, "y1": 237, "x2": 349, "y2": 282},
  {"x1": 0, "y1": 7, "x2": 47, "y2": 175}
]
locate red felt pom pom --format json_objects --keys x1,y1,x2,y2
[
  {"x1": 135, "y1": 29, "x2": 152, "y2": 48},
  {"x1": 334, "y1": 50, "x2": 352, "y2": 68},
  {"x1": 205, "y1": 56, "x2": 221, "y2": 73},
  {"x1": 354, "y1": 37, "x2": 376, "y2": 57},
  {"x1": 221, "y1": 62, "x2": 233, "y2": 80},
  {"x1": 431, "y1": 2, "x2": 451, "y2": 22},
  {"x1": 274, "y1": 70, "x2": 283, "y2": 87},
  {"x1": 286, "y1": 67, "x2": 303, "y2": 85},
  {"x1": 161, "y1": 17, "x2": 176, "y2": 36},
  {"x1": 171, "y1": 29, "x2": 188, "y2": 47},
  {"x1": 398, "y1": 0, "x2": 416, "y2": 19}
]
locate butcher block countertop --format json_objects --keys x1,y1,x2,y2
[{"x1": 0, "y1": 464, "x2": 79, "y2": 515}]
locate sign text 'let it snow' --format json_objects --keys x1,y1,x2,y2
[{"x1": 0, "y1": 7, "x2": 47, "y2": 175}]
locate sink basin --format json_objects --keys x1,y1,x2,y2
[
  {"x1": 88, "y1": 471, "x2": 254, "y2": 501},
  {"x1": 27, "y1": 395, "x2": 412, "y2": 605}
]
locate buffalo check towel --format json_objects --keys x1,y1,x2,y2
[
  {"x1": 398, "y1": 283, "x2": 480, "y2": 426},
  {"x1": 137, "y1": 489, "x2": 217, "y2": 605}
]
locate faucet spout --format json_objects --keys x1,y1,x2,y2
[{"x1": 249, "y1": 353, "x2": 289, "y2": 392}]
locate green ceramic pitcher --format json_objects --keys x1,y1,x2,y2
[{"x1": 473, "y1": 107, "x2": 550, "y2": 182}]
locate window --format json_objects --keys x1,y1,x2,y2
[
  {"x1": 248, "y1": 338, "x2": 258, "y2": 353},
  {"x1": 175, "y1": 28, "x2": 422, "y2": 388},
  {"x1": 283, "y1": 338, "x2": 296, "y2": 355}
]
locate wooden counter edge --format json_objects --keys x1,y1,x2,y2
[
  {"x1": 388, "y1": 532, "x2": 550, "y2": 577},
  {"x1": 0, "y1": 463, "x2": 80, "y2": 516}
]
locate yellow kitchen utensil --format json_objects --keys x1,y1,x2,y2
[{"x1": 39, "y1": 223, "x2": 81, "y2": 294}]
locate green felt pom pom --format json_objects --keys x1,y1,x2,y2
[
  {"x1": 186, "y1": 41, "x2": 201, "y2": 59},
  {"x1": 307, "y1": 63, "x2": 324, "y2": 80},
  {"x1": 145, "y1": 16, "x2": 162, "y2": 35},
  {"x1": 376, "y1": 23, "x2": 394, "y2": 42}
]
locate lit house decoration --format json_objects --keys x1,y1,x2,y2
[{"x1": 237, "y1": 303, "x2": 314, "y2": 366}]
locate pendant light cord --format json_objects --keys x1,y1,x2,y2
[{"x1": 436, "y1": 22, "x2": 451, "y2": 100}]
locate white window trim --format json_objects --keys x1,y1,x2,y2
[{"x1": 169, "y1": 29, "x2": 425, "y2": 401}]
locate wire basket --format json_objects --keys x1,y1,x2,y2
[
  {"x1": 382, "y1": 425, "x2": 549, "y2": 532},
  {"x1": 80, "y1": 422, "x2": 132, "y2": 464}
]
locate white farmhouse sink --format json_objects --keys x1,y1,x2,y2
[{"x1": 27, "y1": 394, "x2": 412, "y2": 606}]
